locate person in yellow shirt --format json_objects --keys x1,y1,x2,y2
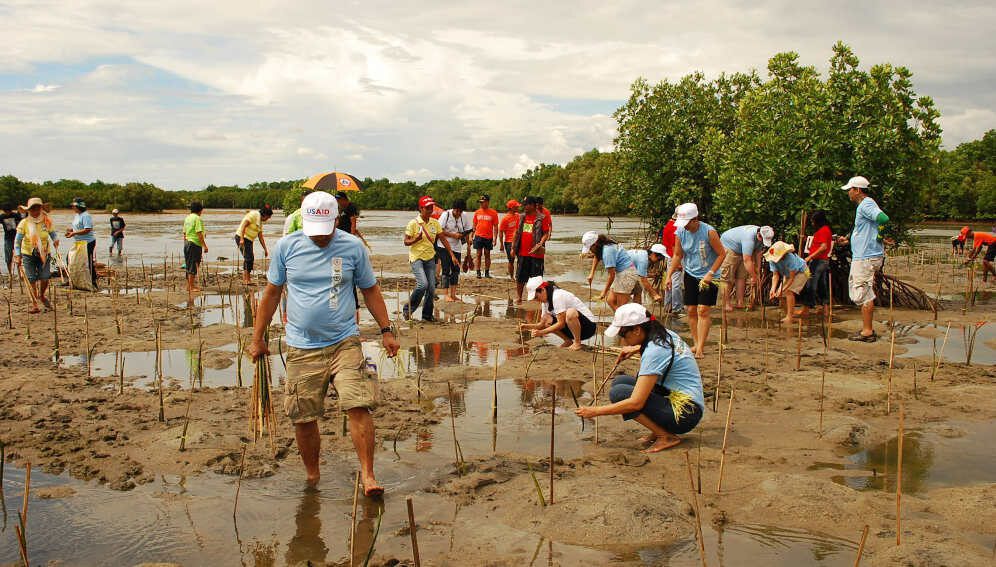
[
  {"x1": 403, "y1": 196, "x2": 448, "y2": 322},
  {"x1": 235, "y1": 205, "x2": 273, "y2": 285},
  {"x1": 13, "y1": 197, "x2": 59, "y2": 313}
]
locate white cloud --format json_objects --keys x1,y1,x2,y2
[{"x1": 0, "y1": 1, "x2": 992, "y2": 188}]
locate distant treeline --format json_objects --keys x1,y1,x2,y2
[{"x1": 2, "y1": 43, "x2": 993, "y2": 241}]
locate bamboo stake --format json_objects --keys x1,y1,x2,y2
[
  {"x1": 589, "y1": 358, "x2": 624, "y2": 404},
  {"x1": 118, "y1": 351, "x2": 125, "y2": 395},
  {"x1": 713, "y1": 339, "x2": 723, "y2": 412},
  {"x1": 527, "y1": 463, "x2": 547, "y2": 506},
  {"x1": 406, "y1": 496, "x2": 421, "y2": 567},
  {"x1": 549, "y1": 384, "x2": 556, "y2": 505},
  {"x1": 349, "y1": 471, "x2": 360, "y2": 566},
  {"x1": 716, "y1": 387, "x2": 735, "y2": 493},
  {"x1": 51, "y1": 285, "x2": 60, "y2": 362},
  {"x1": 445, "y1": 381, "x2": 464, "y2": 475},
  {"x1": 795, "y1": 318, "x2": 803, "y2": 371},
  {"x1": 156, "y1": 323, "x2": 165, "y2": 423},
  {"x1": 83, "y1": 296, "x2": 91, "y2": 377},
  {"x1": 930, "y1": 322, "x2": 951, "y2": 381},
  {"x1": 492, "y1": 342, "x2": 499, "y2": 423},
  {"x1": 684, "y1": 451, "x2": 708, "y2": 567},
  {"x1": 818, "y1": 366, "x2": 826, "y2": 438},
  {"x1": 896, "y1": 402, "x2": 904, "y2": 547},
  {"x1": 178, "y1": 395, "x2": 193, "y2": 451},
  {"x1": 15, "y1": 461, "x2": 30, "y2": 567},
  {"x1": 887, "y1": 320, "x2": 896, "y2": 415}
]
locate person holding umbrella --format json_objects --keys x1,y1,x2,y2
[
  {"x1": 13, "y1": 197, "x2": 59, "y2": 313},
  {"x1": 235, "y1": 205, "x2": 273, "y2": 285}
]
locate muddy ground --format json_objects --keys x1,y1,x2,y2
[{"x1": 1, "y1": 246, "x2": 993, "y2": 566}]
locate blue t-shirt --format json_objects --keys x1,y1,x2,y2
[
  {"x1": 72, "y1": 212, "x2": 96, "y2": 242},
  {"x1": 268, "y1": 230, "x2": 376, "y2": 349},
  {"x1": 720, "y1": 225, "x2": 760, "y2": 256},
  {"x1": 602, "y1": 243, "x2": 634, "y2": 272},
  {"x1": 627, "y1": 249, "x2": 650, "y2": 277},
  {"x1": 676, "y1": 221, "x2": 718, "y2": 279},
  {"x1": 768, "y1": 252, "x2": 808, "y2": 277},
  {"x1": 638, "y1": 331, "x2": 705, "y2": 411},
  {"x1": 851, "y1": 197, "x2": 885, "y2": 260}
]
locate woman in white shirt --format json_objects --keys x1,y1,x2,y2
[{"x1": 521, "y1": 276, "x2": 597, "y2": 351}]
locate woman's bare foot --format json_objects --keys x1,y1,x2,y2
[
  {"x1": 780, "y1": 316, "x2": 795, "y2": 325},
  {"x1": 443, "y1": 296, "x2": 458, "y2": 302},
  {"x1": 362, "y1": 474, "x2": 384, "y2": 497},
  {"x1": 568, "y1": 342, "x2": 584, "y2": 351},
  {"x1": 643, "y1": 434, "x2": 682, "y2": 453},
  {"x1": 724, "y1": 304, "x2": 735, "y2": 312},
  {"x1": 693, "y1": 350, "x2": 705, "y2": 359},
  {"x1": 639, "y1": 433, "x2": 656, "y2": 444},
  {"x1": 558, "y1": 340, "x2": 573, "y2": 349},
  {"x1": 305, "y1": 473, "x2": 320, "y2": 487}
]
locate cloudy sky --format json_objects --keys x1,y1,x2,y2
[{"x1": 2, "y1": 1, "x2": 993, "y2": 189}]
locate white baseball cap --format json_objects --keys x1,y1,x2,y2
[
  {"x1": 650, "y1": 243, "x2": 667, "y2": 256},
  {"x1": 759, "y1": 225, "x2": 775, "y2": 247},
  {"x1": 111, "y1": 209, "x2": 119, "y2": 214},
  {"x1": 301, "y1": 191, "x2": 339, "y2": 236},
  {"x1": 604, "y1": 302, "x2": 653, "y2": 337},
  {"x1": 580, "y1": 231, "x2": 599, "y2": 254},
  {"x1": 674, "y1": 203, "x2": 699, "y2": 229},
  {"x1": 841, "y1": 176, "x2": 870, "y2": 191},
  {"x1": 525, "y1": 275, "x2": 546, "y2": 300}
]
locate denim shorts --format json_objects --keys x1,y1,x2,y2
[{"x1": 21, "y1": 253, "x2": 52, "y2": 282}]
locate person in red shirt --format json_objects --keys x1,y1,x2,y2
[
  {"x1": 797, "y1": 210, "x2": 833, "y2": 317},
  {"x1": 499, "y1": 200, "x2": 520, "y2": 279},
  {"x1": 659, "y1": 208, "x2": 683, "y2": 314},
  {"x1": 472, "y1": 194, "x2": 500, "y2": 279},
  {"x1": 965, "y1": 230, "x2": 996, "y2": 282},
  {"x1": 511, "y1": 196, "x2": 552, "y2": 302}
]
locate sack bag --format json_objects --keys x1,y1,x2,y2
[{"x1": 68, "y1": 241, "x2": 97, "y2": 291}]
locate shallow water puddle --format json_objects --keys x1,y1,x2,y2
[
  {"x1": 814, "y1": 421, "x2": 995, "y2": 494},
  {"x1": 1, "y1": 463, "x2": 858, "y2": 566},
  {"x1": 364, "y1": 340, "x2": 531, "y2": 378},
  {"x1": 897, "y1": 322, "x2": 994, "y2": 365}
]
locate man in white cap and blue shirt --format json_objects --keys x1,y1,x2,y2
[
  {"x1": 719, "y1": 224, "x2": 775, "y2": 311},
  {"x1": 837, "y1": 175, "x2": 889, "y2": 342},
  {"x1": 248, "y1": 190, "x2": 399, "y2": 494}
]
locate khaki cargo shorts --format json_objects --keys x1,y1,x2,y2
[
  {"x1": 784, "y1": 270, "x2": 810, "y2": 295},
  {"x1": 283, "y1": 336, "x2": 378, "y2": 424},
  {"x1": 611, "y1": 267, "x2": 641, "y2": 294},
  {"x1": 720, "y1": 250, "x2": 747, "y2": 282},
  {"x1": 848, "y1": 257, "x2": 884, "y2": 306}
]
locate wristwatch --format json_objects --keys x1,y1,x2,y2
[{"x1": 380, "y1": 326, "x2": 393, "y2": 335}]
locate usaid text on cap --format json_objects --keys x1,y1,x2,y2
[{"x1": 305, "y1": 208, "x2": 331, "y2": 216}]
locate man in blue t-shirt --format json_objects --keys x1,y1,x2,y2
[
  {"x1": 837, "y1": 176, "x2": 889, "y2": 342},
  {"x1": 248, "y1": 191, "x2": 399, "y2": 494}
]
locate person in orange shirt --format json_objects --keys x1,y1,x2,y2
[
  {"x1": 965, "y1": 230, "x2": 996, "y2": 282},
  {"x1": 472, "y1": 194, "x2": 500, "y2": 278},
  {"x1": 499, "y1": 200, "x2": 520, "y2": 280}
]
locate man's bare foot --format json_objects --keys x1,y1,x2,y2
[
  {"x1": 305, "y1": 474, "x2": 320, "y2": 487},
  {"x1": 568, "y1": 342, "x2": 584, "y2": 351},
  {"x1": 693, "y1": 350, "x2": 705, "y2": 359},
  {"x1": 362, "y1": 474, "x2": 384, "y2": 497},
  {"x1": 443, "y1": 296, "x2": 458, "y2": 302},
  {"x1": 724, "y1": 304, "x2": 735, "y2": 312},
  {"x1": 780, "y1": 316, "x2": 795, "y2": 325},
  {"x1": 643, "y1": 434, "x2": 682, "y2": 453},
  {"x1": 189, "y1": 287, "x2": 202, "y2": 293}
]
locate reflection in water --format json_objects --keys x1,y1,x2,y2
[
  {"x1": 348, "y1": 498, "x2": 385, "y2": 566},
  {"x1": 285, "y1": 488, "x2": 328, "y2": 566},
  {"x1": 833, "y1": 432, "x2": 934, "y2": 494}
]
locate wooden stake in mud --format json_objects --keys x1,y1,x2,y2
[
  {"x1": 795, "y1": 318, "x2": 803, "y2": 371},
  {"x1": 887, "y1": 320, "x2": 896, "y2": 416},
  {"x1": 854, "y1": 524, "x2": 869, "y2": 566},
  {"x1": 15, "y1": 461, "x2": 31, "y2": 567},
  {"x1": 406, "y1": 496, "x2": 421, "y2": 567},
  {"x1": 349, "y1": 471, "x2": 360, "y2": 566},
  {"x1": 492, "y1": 342, "x2": 499, "y2": 423},
  {"x1": 896, "y1": 402, "x2": 904, "y2": 547},
  {"x1": 118, "y1": 351, "x2": 125, "y2": 395},
  {"x1": 713, "y1": 339, "x2": 723, "y2": 412},
  {"x1": 930, "y1": 322, "x2": 951, "y2": 381},
  {"x1": 178, "y1": 395, "x2": 193, "y2": 451},
  {"x1": 589, "y1": 357, "x2": 624, "y2": 403},
  {"x1": 156, "y1": 322, "x2": 165, "y2": 423},
  {"x1": 818, "y1": 366, "x2": 826, "y2": 438},
  {"x1": 549, "y1": 384, "x2": 556, "y2": 505},
  {"x1": 716, "y1": 387, "x2": 735, "y2": 493},
  {"x1": 51, "y1": 285, "x2": 60, "y2": 362},
  {"x1": 684, "y1": 451, "x2": 708, "y2": 567},
  {"x1": 232, "y1": 442, "x2": 248, "y2": 519},
  {"x1": 445, "y1": 381, "x2": 465, "y2": 476},
  {"x1": 83, "y1": 295, "x2": 91, "y2": 377}
]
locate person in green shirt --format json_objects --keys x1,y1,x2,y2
[{"x1": 183, "y1": 201, "x2": 208, "y2": 294}]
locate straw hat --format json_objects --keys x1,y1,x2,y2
[
  {"x1": 763, "y1": 241, "x2": 795, "y2": 263},
  {"x1": 18, "y1": 197, "x2": 52, "y2": 214}
]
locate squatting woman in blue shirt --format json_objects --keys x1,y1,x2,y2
[{"x1": 576, "y1": 303, "x2": 705, "y2": 453}]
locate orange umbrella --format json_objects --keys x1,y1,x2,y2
[{"x1": 301, "y1": 171, "x2": 364, "y2": 192}]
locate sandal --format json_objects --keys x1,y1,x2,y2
[{"x1": 848, "y1": 331, "x2": 878, "y2": 343}]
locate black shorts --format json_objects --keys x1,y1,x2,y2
[
  {"x1": 515, "y1": 255, "x2": 544, "y2": 283},
  {"x1": 682, "y1": 271, "x2": 718, "y2": 306},
  {"x1": 473, "y1": 236, "x2": 494, "y2": 251},
  {"x1": 985, "y1": 242, "x2": 996, "y2": 262},
  {"x1": 184, "y1": 242, "x2": 202, "y2": 275},
  {"x1": 561, "y1": 312, "x2": 597, "y2": 341},
  {"x1": 503, "y1": 242, "x2": 513, "y2": 260}
]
